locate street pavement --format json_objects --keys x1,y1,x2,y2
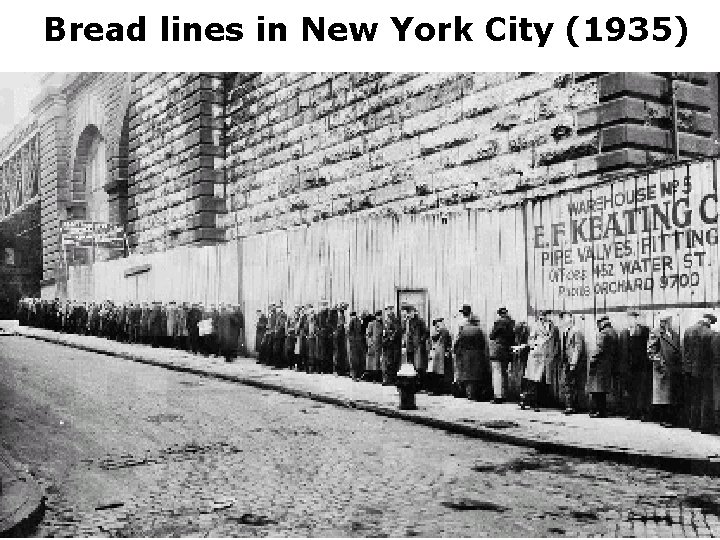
[
  {"x1": 10, "y1": 324, "x2": 720, "y2": 475},
  {"x1": 2, "y1": 335, "x2": 720, "y2": 537}
]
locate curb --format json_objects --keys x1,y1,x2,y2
[
  {"x1": 0, "y1": 453, "x2": 46, "y2": 538},
  {"x1": 15, "y1": 330, "x2": 720, "y2": 478}
]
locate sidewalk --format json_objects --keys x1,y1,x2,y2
[
  {"x1": 0, "y1": 451, "x2": 45, "y2": 537},
  {"x1": 7, "y1": 322, "x2": 720, "y2": 477}
]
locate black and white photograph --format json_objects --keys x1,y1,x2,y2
[{"x1": 1, "y1": 67, "x2": 720, "y2": 537}]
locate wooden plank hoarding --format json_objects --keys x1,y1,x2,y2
[{"x1": 65, "y1": 159, "x2": 720, "y2": 352}]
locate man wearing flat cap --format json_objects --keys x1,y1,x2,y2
[
  {"x1": 587, "y1": 314, "x2": 618, "y2": 418},
  {"x1": 682, "y1": 313, "x2": 715, "y2": 431},
  {"x1": 647, "y1": 312, "x2": 681, "y2": 427},
  {"x1": 489, "y1": 307, "x2": 515, "y2": 403}
]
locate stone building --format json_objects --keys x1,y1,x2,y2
[{"x1": 1, "y1": 72, "x2": 719, "y2": 338}]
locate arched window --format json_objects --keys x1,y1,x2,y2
[{"x1": 71, "y1": 125, "x2": 108, "y2": 222}]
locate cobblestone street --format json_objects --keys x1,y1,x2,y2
[{"x1": 2, "y1": 335, "x2": 720, "y2": 537}]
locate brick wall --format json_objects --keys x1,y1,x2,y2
[
  {"x1": 126, "y1": 73, "x2": 225, "y2": 253},
  {"x1": 222, "y1": 72, "x2": 719, "y2": 239}
]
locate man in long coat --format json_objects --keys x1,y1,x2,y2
[
  {"x1": 218, "y1": 304, "x2": 243, "y2": 362},
  {"x1": 381, "y1": 305, "x2": 402, "y2": 385},
  {"x1": 489, "y1": 307, "x2": 515, "y2": 404},
  {"x1": 682, "y1": 313, "x2": 715, "y2": 431},
  {"x1": 306, "y1": 305, "x2": 318, "y2": 373},
  {"x1": 428, "y1": 317, "x2": 453, "y2": 394},
  {"x1": 149, "y1": 302, "x2": 164, "y2": 348},
  {"x1": 186, "y1": 303, "x2": 202, "y2": 354},
  {"x1": 274, "y1": 306, "x2": 288, "y2": 368},
  {"x1": 260, "y1": 304, "x2": 276, "y2": 365},
  {"x1": 317, "y1": 301, "x2": 333, "y2": 374},
  {"x1": 587, "y1": 315, "x2": 618, "y2": 418},
  {"x1": 522, "y1": 310, "x2": 558, "y2": 411},
  {"x1": 285, "y1": 306, "x2": 299, "y2": 369},
  {"x1": 402, "y1": 305, "x2": 429, "y2": 388},
  {"x1": 347, "y1": 311, "x2": 365, "y2": 380},
  {"x1": 560, "y1": 312, "x2": 585, "y2": 414},
  {"x1": 166, "y1": 302, "x2": 179, "y2": 348},
  {"x1": 364, "y1": 310, "x2": 383, "y2": 382},
  {"x1": 139, "y1": 302, "x2": 151, "y2": 344},
  {"x1": 453, "y1": 304, "x2": 486, "y2": 401},
  {"x1": 333, "y1": 303, "x2": 349, "y2": 376},
  {"x1": 296, "y1": 306, "x2": 309, "y2": 372},
  {"x1": 647, "y1": 312, "x2": 681, "y2": 427},
  {"x1": 255, "y1": 309, "x2": 268, "y2": 357},
  {"x1": 618, "y1": 311, "x2": 651, "y2": 420}
]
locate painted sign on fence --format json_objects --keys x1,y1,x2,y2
[{"x1": 527, "y1": 161, "x2": 720, "y2": 314}]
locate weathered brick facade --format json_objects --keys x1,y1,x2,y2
[{"x1": 222, "y1": 72, "x2": 718, "y2": 238}]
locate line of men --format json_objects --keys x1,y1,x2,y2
[
  {"x1": 255, "y1": 301, "x2": 484, "y2": 395},
  {"x1": 17, "y1": 296, "x2": 720, "y2": 434},
  {"x1": 17, "y1": 297, "x2": 245, "y2": 362},
  {"x1": 516, "y1": 309, "x2": 720, "y2": 433}
]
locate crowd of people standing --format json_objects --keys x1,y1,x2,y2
[
  {"x1": 17, "y1": 297, "x2": 245, "y2": 362},
  {"x1": 16, "y1": 296, "x2": 720, "y2": 435}
]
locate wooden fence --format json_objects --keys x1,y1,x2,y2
[{"x1": 63, "y1": 159, "x2": 720, "y2": 369}]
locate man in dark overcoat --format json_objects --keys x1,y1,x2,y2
[
  {"x1": 618, "y1": 311, "x2": 651, "y2": 420},
  {"x1": 489, "y1": 307, "x2": 515, "y2": 404},
  {"x1": 347, "y1": 310, "x2": 365, "y2": 380},
  {"x1": 317, "y1": 301, "x2": 332, "y2": 373},
  {"x1": 218, "y1": 304, "x2": 243, "y2": 362},
  {"x1": 381, "y1": 305, "x2": 402, "y2": 385},
  {"x1": 682, "y1": 314, "x2": 715, "y2": 431},
  {"x1": 333, "y1": 303, "x2": 349, "y2": 376},
  {"x1": 587, "y1": 315, "x2": 618, "y2": 418},
  {"x1": 453, "y1": 304, "x2": 486, "y2": 401},
  {"x1": 255, "y1": 309, "x2": 268, "y2": 357},
  {"x1": 186, "y1": 303, "x2": 202, "y2": 354}
]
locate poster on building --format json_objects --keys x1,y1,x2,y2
[
  {"x1": 61, "y1": 220, "x2": 126, "y2": 264},
  {"x1": 526, "y1": 160, "x2": 720, "y2": 314},
  {"x1": 61, "y1": 220, "x2": 125, "y2": 249}
]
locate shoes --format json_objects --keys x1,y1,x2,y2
[
  {"x1": 590, "y1": 412, "x2": 607, "y2": 418},
  {"x1": 533, "y1": 407, "x2": 541, "y2": 412},
  {"x1": 491, "y1": 398, "x2": 504, "y2": 404},
  {"x1": 564, "y1": 408, "x2": 576, "y2": 415}
]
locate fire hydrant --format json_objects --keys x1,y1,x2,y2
[{"x1": 396, "y1": 356, "x2": 418, "y2": 410}]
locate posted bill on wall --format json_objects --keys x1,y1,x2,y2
[{"x1": 527, "y1": 160, "x2": 720, "y2": 314}]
